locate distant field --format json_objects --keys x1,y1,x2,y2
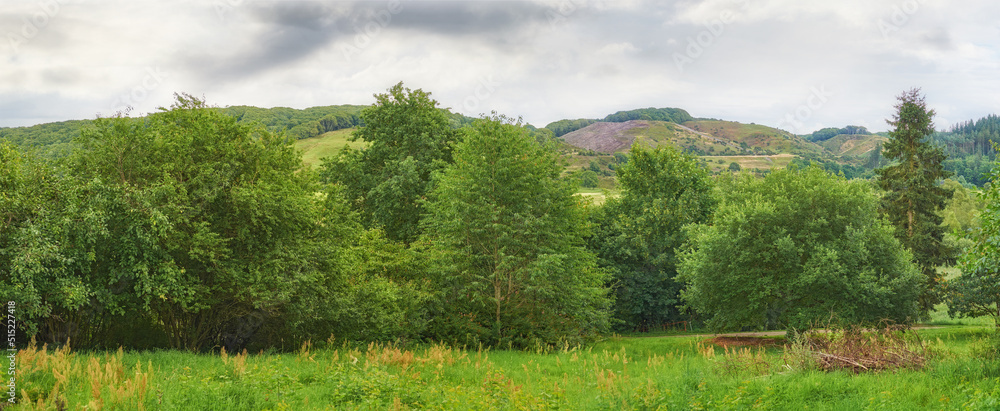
[
  {"x1": 700, "y1": 154, "x2": 797, "y2": 172},
  {"x1": 294, "y1": 128, "x2": 363, "y2": 167},
  {"x1": 575, "y1": 187, "x2": 618, "y2": 206}
]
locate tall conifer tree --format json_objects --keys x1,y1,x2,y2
[{"x1": 876, "y1": 88, "x2": 954, "y2": 315}]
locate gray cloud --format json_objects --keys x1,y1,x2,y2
[{"x1": 0, "y1": 0, "x2": 998, "y2": 132}]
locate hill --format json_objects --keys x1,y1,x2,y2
[
  {"x1": 0, "y1": 105, "x2": 371, "y2": 159},
  {"x1": 561, "y1": 120, "x2": 745, "y2": 155},
  {"x1": 544, "y1": 107, "x2": 694, "y2": 137},
  {"x1": 681, "y1": 120, "x2": 825, "y2": 157},
  {"x1": 0, "y1": 119, "x2": 92, "y2": 158},
  {"x1": 815, "y1": 133, "x2": 888, "y2": 157},
  {"x1": 218, "y1": 104, "x2": 365, "y2": 140}
]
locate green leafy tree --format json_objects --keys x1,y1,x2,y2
[
  {"x1": 0, "y1": 142, "x2": 99, "y2": 342},
  {"x1": 65, "y1": 95, "x2": 352, "y2": 350},
  {"x1": 948, "y1": 150, "x2": 1000, "y2": 329},
  {"x1": 421, "y1": 114, "x2": 611, "y2": 347},
  {"x1": 590, "y1": 146, "x2": 715, "y2": 331},
  {"x1": 876, "y1": 88, "x2": 954, "y2": 315},
  {"x1": 678, "y1": 167, "x2": 922, "y2": 331},
  {"x1": 320, "y1": 82, "x2": 458, "y2": 243}
]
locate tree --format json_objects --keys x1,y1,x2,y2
[
  {"x1": 589, "y1": 146, "x2": 715, "y2": 331},
  {"x1": 677, "y1": 167, "x2": 922, "y2": 331},
  {"x1": 948, "y1": 149, "x2": 1000, "y2": 329},
  {"x1": 728, "y1": 162, "x2": 742, "y2": 172},
  {"x1": 64, "y1": 95, "x2": 354, "y2": 350},
  {"x1": 320, "y1": 82, "x2": 458, "y2": 244},
  {"x1": 876, "y1": 88, "x2": 954, "y2": 315},
  {"x1": 0, "y1": 142, "x2": 98, "y2": 342},
  {"x1": 420, "y1": 114, "x2": 611, "y2": 347}
]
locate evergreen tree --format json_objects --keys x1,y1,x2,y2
[{"x1": 875, "y1": 88, "x2": 954, "y2": 315}]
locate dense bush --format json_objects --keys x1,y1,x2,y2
[{"x1": 678, "y1": 167, "x2": 923, "y2": 331}]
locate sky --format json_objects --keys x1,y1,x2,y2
[{"x1": 2, "y1": 0, "x2": 999, "y2": 134}]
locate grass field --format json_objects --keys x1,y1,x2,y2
[
  {"x1": 575, "y1": 187, "x2": 618, "y2": 206},
  {"x1": 11, "y1": 322, "x2": 1000, "y2": 410},
  {"x1": 700, "y1": 154, "x2": 797, "y2": 173},
  {"x1": 293, "y1": 128, "x2": 363, "y2": 168}
]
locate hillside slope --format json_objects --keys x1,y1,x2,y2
[
  {"x1": 681, "y1": 120, "x2": 825, "y2": 157},
  {"x1": 816, "y1": 134, "x2": 887, "y2": 157},
  {"x1": 560, "y1": 118, "x2": 823, "y2": 158}
]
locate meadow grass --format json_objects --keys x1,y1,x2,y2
[
  {"x1": 10, "y1": 325, "x2": 1000, "y2": 410},
  {"x1": 293, "y1": 128, "x2": 363, "y2": 168},
  {"x1": 698, "y1": 154, "x2": 797, "y2": 173}
]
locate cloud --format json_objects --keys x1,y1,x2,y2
[{"x1": 0, "y1": 1, "x2": 998, "y2": 132}]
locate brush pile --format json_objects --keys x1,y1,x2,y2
[{"x1": 785, "y1": 323, "x2": 928, "y2": 373}]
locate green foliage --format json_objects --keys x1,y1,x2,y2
[
  {"x1": 728, "y1": 162, "x2": 741, "y2": 172},
  {"x1": 602, "y1": 107, "x2": 694, "y2": 124},
  {"x1": 789, "y1": 157, "x2": 869, "y2": 179},
  {"x1": 940, "y1": 179, "x2": 983, "y2": 238},
  {"x1": 577, "y1": 170, "x2": 600, "y2": 188},
  {"x1": 590, "y1": 146, "x2": 715, "y2": 332},
  {"x1": 219, "y1": 104, "x2": 364, "y2": 140},
  {"x1": 0, "y1": 119, "x2": 91, "y2": 158},
  {"x1": 544, "y1": 118, "x2": 597, "y2": 137},
  {"x1": 320, "y1": 82, "x2": 458, "y2": 244},
  {"x1": 421, "y1": 113, "x2": 611, "y2": 347},
  {"x1": 0, "y1": 142, "x2": 94, "y2": 339},
  {"x1": 935, "y1": 114, "x2": 999, "y2": 176},
  {"x1": 876, "y1": 88, "x2": 955, "y2": 315},
  {"x1": 678, "y1": 166, "x2": 922, "y2": 331},
  {"x1": 804, "y1": 125, "x2": 871, "y2": 142},
  {"x1": 52, "y1": 94, "x2": 357, "y2": 350},
  {"x1": 949, "y1": 150, "x2": 1000, "y2": 328},
  {"x1": 944, "y1": 154, "x2": 994, "y2": 187}
]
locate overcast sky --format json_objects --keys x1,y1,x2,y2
[{"x1": 2, "y1": 0, "x2": 998, "y2": 133}]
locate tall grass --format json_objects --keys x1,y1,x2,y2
[{"x1": 9, "y1": 327, "x2": 1000, "y2": 410}]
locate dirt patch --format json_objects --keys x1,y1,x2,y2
[{"x1": 705, "y1": 336, "x2": 785, "y2": 348}]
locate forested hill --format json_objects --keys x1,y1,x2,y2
[
  {"x1": 219, "y1": 105, "x2": 366, "y2": 140},
  {"x1": 935, "y1": 114, "x2": 1000, "y2": 186},
  {"x1": 0, "y1": 104, "x2": 482, "y2": 159},
  {"x1": 0, "y1": 119, "x2": 91, "y2": 158}
]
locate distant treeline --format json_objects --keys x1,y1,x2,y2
[
  {"x1": 0, "y1": 119, "x2": 92, "y2": 158},
  {"x1": 935, "y1": 115, "x2": 999, "y2": 186},
  {"x1": 544, "y1": 107, "x2": 695, "y2": 137},
  {"x1": 804, "y1": 126, "x2": 871, "y2": 142},
  {"x1": 0, "y1": 104, "x2": 480, "y2": 159},
  {"x1": 219, "y1": 105, "x2": 366, "y2": 140}
]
